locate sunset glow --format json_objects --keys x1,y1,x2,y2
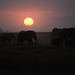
[
  {"x1": 24, "y1": 17, "x2": 34, "y2": 26},
  {"x1": 0, "y1": 0, "x2": 75, "y2": 32}
]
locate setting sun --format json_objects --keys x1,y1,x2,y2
[{"x1": 24, "y1": 17, "x2": 34, "y2": 26}]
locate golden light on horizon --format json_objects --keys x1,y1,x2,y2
[{"x1": 24, "y1": 17, "x2": 34, "y2": 26}]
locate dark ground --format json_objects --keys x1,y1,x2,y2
[
  {"x1": 0, "y1": 32, "x2": 75, "y2": 75},
  {"x1": 0, "y1": 45, "x2": 75, "y2": 75}
]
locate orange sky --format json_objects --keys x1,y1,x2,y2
[
  {"x1": 0, "y1": 0, "x2": 75, "y2": 32},
  {"x1": 0, "y1": 10, "x2": 57, "y2": 32}
]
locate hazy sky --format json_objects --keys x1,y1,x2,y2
[{"x1": 0, "y1": 0, "x2": 75, "y2": 32}]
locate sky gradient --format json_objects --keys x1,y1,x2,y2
[{"x1": 0, "y1": 0, "x2": 75, "y2": 32}]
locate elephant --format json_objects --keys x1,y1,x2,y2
[
  {"x1": 52, "y1": 37, "x2": 62, "y2": 46},
  {"x1": 51, "y1": 28, "x2": 75, "y2": 47},
  {"x1": 0, "y1": 33, "x2": 16, "y2": 43},
  {"x1": 60, "y1": 28, "x2": 75, "y2": 46},
  {"x1": 51, "y1": 28, "x2": 63, "y2": 46},
  {"x1": 51, "y1": 28, "x2": 62, "y2": 38},
  {"x1": 17, "y1": 30, "x2": 37, "y2": 45}
]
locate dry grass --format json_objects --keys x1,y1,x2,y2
[{"x1": 0, "y1": 32, "x2": 75, "y2": 75}]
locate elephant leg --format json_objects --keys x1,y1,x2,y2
[
  {"x1": 35, "y1": 41, "x2": 36, "y2": 45},
  {"x1": 17, "y1": 39, "x2": 20, "y2": 45},
  {"x1": 8, "y1": 40, "x2": 10, "y2": 44},
  {"x1": 13, "y1": 38, "x2": 16, "y2": 44},
  {"x1": 30, "y1": 40, "x2": 33, "y2": 45},
  {"x1": 28, "y1": 39, "x2": 33, "y2": 45},
  {"x1": 21, "y1": 41, "x2": 23, "y2": 45}
]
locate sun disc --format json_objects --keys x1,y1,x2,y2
[{"x1": 24, "y1": 17, "x2": 34, "y2": 26}]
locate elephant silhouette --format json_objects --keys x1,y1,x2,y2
[
  {"x1": 17, "y1": 30, "x2": 37, "y2": 45},
  {"x1": 0, "y1": 33, "x2": 16, "y2": 43},
  {"x1": 51, "y1": 28, "x2": 75, "y2": 47}
]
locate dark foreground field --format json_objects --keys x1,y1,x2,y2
[{"x1": 0, "y1": 32, "x2": 75, "y2": 75}]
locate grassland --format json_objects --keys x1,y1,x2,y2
[{"x1": 0, "y1": 32, "x2": 75, "y2": 75}]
